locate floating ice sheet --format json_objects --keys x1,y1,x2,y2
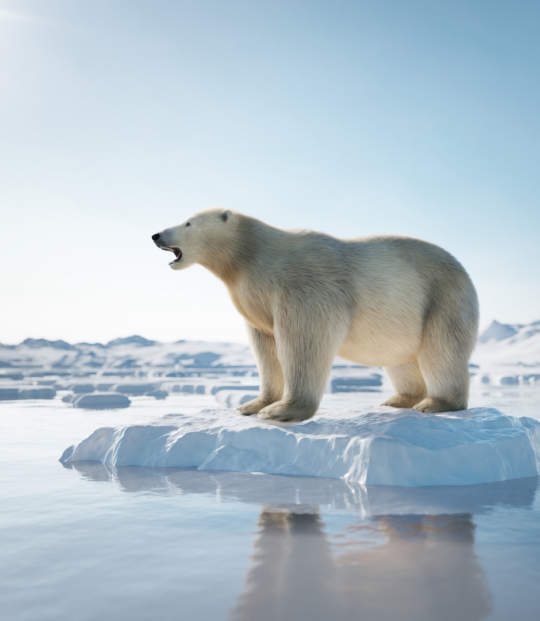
[
  {"x1": 73, "y1": 393, "x2": 131, "y2": 409},
  {"x1": 60, "y1": 406, "x2": 540, "y2": 487}
]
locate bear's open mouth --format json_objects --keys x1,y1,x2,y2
[{"x1": 163, "y1": 247, "x2": 182, "y2": 265}]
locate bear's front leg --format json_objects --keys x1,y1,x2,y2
[
  {"x1": 237, "y1": 324, "x2": 285, "y2": 416},
  {"x1": 257, "y1": 309, "x2": 345, "y2": 423}
]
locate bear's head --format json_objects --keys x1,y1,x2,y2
[{"x1": 152, "y1": 208, "x2": 234, "y2": 271}]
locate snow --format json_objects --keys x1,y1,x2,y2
[{"x1": 60, "y1": 406, "x2": 540, "y2": 487}]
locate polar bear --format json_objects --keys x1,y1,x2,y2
[{"x1": 152, "y1": 209, "x2": 479, "y2": 422}]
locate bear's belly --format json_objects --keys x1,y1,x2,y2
[{"x1": 338, "y1": 315, "x2": 423, "y2": 367}]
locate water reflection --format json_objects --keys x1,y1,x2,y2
[
  {"x1": 231, "y1": 512, "x2": 337, "y2": 621},
  {"x1": 231, "y1": 511, "x2": 491, "y2": 621},
  {"x1": 64, "y1": 464, "x2": 539, "y2": 621},
  {"x1": 63, "y1": 462, "x2": 539, "y2": 517}
]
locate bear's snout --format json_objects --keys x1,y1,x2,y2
[{"x1": 152, "y1": 233, "x2": 160, "y2": 243}]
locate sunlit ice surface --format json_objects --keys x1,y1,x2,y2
[{"x1": 1, "y1": 388, "x2": 540, "y2": 621}]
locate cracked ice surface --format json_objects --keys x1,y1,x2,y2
[{"x1": 60, "y1": 407, "x2": 540, "y2": 487}]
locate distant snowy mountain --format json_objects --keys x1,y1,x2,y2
[
  {"x1": 473, "y1": 320, "x2": 540, "y2": 368},
  {"x1": 106, "y1": 336, "x2": 157, "y2": 348},
  {"x1": 10, "y1": 339, "x2": 76, "y2": 351},
  {"x1": 0, "y1": 336, "x2": 255, "y2": 372},
  {"x1": 478, "y1": 321, "x2": 521, "y2": 344},
  {"x1": 0, "y1": 333, "x2": 365, "y2": 373}
]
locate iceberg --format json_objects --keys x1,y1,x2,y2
[{"x1": 60, "y1": 407, "x2": 540, "y2": 487}]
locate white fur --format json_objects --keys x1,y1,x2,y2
[{"x1": 153, "y1": 209, "x2": 479, "y2": 421}]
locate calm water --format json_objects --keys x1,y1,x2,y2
[{"x1": 1, "y1": 387, "x2": 539, "y2": 621}]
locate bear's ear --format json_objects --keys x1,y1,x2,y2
[{"x1": 220, "y1": 209, "x2": 232, "y2": 222}]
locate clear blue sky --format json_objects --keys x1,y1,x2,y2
[{"x1": 1, "y1": 0, "x2": 539, "y2": 344}]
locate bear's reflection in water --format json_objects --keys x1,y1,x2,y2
[
  {"x1": 231, "y1": 511, "x2": 490, "y2": 621},
  {"x1": 64, "y1": 464, "x2": 539, "y2": 621}
]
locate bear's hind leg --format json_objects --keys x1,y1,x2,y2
[
  {"x1": 412, "y1": 358, "x2": 470, "y2": 414},
  {"x1": 412, "y1": 302, "x2": 476, "y2": 413},
  {"x1": 381, "y1": 361, "x2": 427, "y2": 409},
  {"x1": 413, "y1": 345, "x2": 470, "y2": 414},
  {"x1": 237, "y1": 324, "x2": 285, "y2": 416},
  {"x1": 411, "y1": 274, "x2": 477, "y2": 414}
]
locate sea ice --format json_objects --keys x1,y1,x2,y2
[
  {"x1": 210, "y1": 384, "x2": 260, "y2": 395},
  {"x1": 0, "y1": 388, "x2": 19, "y2": 400},
  {"x1": 72, "y1": 393, "x2": 131, "y2": 409},
  {"x1": 112, "y1": 383, "x2": 158, "y2": 396},
  {"x1": 330, "y1": 374, "x2": 382, "y2": 392},
  {"x1": 145, "y1": 389, "x2": 168, "y2": 400},
  {"x1": 60, "y1": 406, "x2": 540, "y2": 487},
  {"x1": 215, "y1": 389, "x2": 259, "y2": 408},
  {"x1": 70, "y1": 384, "x2": 95, "y2": 394},
  {"x1": 0, "y1": 386, "x2": 56, "y2": 400}
]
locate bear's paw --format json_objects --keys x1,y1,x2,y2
[
  {"x1": 257, "y1": 399, "x2": 318, "y2": 423},
  {"x1": 237, "y1": 397, "x2": 271, "y2": 416}
]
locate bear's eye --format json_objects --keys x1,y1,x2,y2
[{"x1": 186, "y1": 223, "x2": 190, "y2": 227}]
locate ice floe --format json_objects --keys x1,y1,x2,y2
[
  {"x1": 145, "y1": 389, "x2": 168, "y2": 400},
  {"x1": 60, "y1": 406, "x2": 540, "y2": 487},
  {"x1": 72, "y1": 393, "x2": 131, "y2": 409},
  {"x1": 0, "y1": 386, "x2": 56, "y2": 400}
]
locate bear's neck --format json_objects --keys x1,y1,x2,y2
[
  {"x1": 200, "y1": 252, "x2": 242, "y2": 285},
  {"x1": 199, "y1": 217, "x2": 269, "y2": 286}
]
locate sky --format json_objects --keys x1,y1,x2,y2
[{"x1": 1, "y1": 0, "x2": 539, "y2": 345}]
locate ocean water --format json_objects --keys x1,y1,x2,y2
[{"x1": 1, "y1": 387, "x2": 539, "y2": 621}]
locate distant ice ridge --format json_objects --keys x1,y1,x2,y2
[
  {"x1": 3, "y1": 320, "x2": 540, "y2": 392},
  {"x1": 60, "y1": 407, "x2": 540, "y2": 487}
]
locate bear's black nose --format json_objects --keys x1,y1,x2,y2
[{"x1": 152, "y1": 233, "x2": 160, "y2": 241}]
